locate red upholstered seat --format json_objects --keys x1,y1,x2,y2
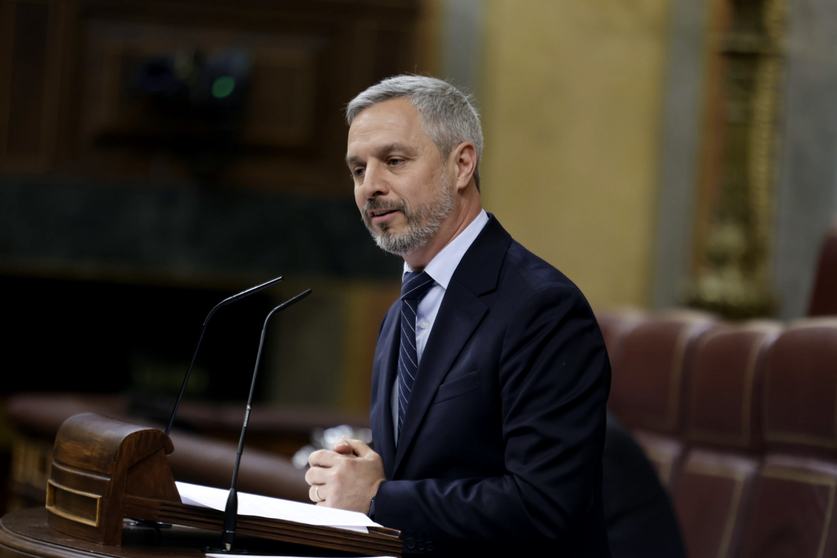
[
  {"x1": 739, "y1": 455, "x2": 837, "y2": 558},
  {"x1": 737, "y1": 319, "x2": 837, "y2": 557},
  {"x1": 761, "y1": 318, "x2": 837, "y2": 456},
  {"x1": 675, "y1": 449, "x2": 760, "y2": 558},
  {"x1": 609, "y1": 310, "x2": 717, "y2": 435},
  {"x1": 606, "y1": 310, "x2": 717, "y2": 489},
  {"x1": 673, "y1": 321, "x2": 781, "y2": 558},
  {"x1": 684, "y1": 321, "x2": 781, "y2": 453},
  {"x1": 631, "y1": 430, "x2": 686, "y2": 487}
]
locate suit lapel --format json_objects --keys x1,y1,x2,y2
[
  {"x1": 392, "y1": 215, "x2": 512, "y2": 476},
  {"x1": 371, "y1": 307, "x2": 400, "y2": 478}
]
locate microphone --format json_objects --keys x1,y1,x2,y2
[
  {"x1": 165, "y1": 276, "x2": 284, "y2": 436},
  {"x1": 214, "y1": 288, "x2": 312, "y2": 553}
]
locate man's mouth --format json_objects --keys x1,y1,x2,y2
[
  {"x1": 364, "y1": 200, "x2": 406, "y2": 227},
  {"x1": 367, "y1": 208, "x2": 400, "y2": 227},
  {"x1": 368, "y1": 208, "x2": 398, "y2": 219}
]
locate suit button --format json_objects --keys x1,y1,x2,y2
[{"x1": 406, "y1": 537, "x2": 415, "y2": 550}]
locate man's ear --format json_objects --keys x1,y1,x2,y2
[{"x1": 451, "y1": 142, "x2": 477, "y2": 191}]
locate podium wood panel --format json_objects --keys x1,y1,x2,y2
[
  {"x1": 1, "y1": 508, "x2": 207, "y2": 558},
  {"x1": 0, "y1": 508, "x2": 380, "y2": 558}
]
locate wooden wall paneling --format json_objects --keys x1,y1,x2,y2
[
  {"x1": 46, "y1": 0, "x2": 421, "y2": 193},
  {"x1": 53, "y1": 0, "x2": 81, "y2": 176},
  {"x1": 7, "y1": 0, "x2": 49, "y2": 168},
  {"x1": 0, "y1": 0, "x2": 62, "y2": 173},
  {"x1": 0, "y1": 0, "x2": 15, "y2": 166},
  {"x1": 75, "y1": 22, "x2": 322, "y2": 149},
  {"x1": 41, "y1": 0, "x2": 63, "y2": 173}
]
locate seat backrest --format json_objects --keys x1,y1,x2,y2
[
  {"x1": 609, "y1": 310, "x2": 717, "y2": 435},
  {"x1": 762, "y1": 318, "x2": 837, "y2": 457},
  {"x1": 684, "y1": 321, "x2": 781, "y2": 453}
]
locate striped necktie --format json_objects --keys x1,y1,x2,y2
[{"x1": 398, "y1": 270, "x2": 434, "y2": 439}]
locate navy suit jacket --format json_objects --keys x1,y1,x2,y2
[{"x1": 370, "y1": 215, "x2": 612, "y2": 556}]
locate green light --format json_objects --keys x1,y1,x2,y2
[{"x1": 212, "y1": 76, "x2": 235, "y2": 99}]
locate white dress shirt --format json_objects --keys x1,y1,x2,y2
[{"x1": 392, "y1": 210, "x2": 489, "y2": 442}]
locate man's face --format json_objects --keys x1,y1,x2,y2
[{"x1": 346, "y1": 98, "x2": 455, "y2": 257}]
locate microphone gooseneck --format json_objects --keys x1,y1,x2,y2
[
  {"x1": 165, "y1": 276, "x2": 284, "y2": 437},
  {"x1": 218, "y1": 288, "x2": 313, "y2": 553}
]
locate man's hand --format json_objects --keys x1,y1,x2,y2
[{"x1": 305, "y1": 437, "x2": 385, "y2": 514}]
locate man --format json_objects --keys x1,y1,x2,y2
[{"x1": 305, "y1": 75, "x2": 611, "y2": 556}]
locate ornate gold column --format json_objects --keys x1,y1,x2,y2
[{"x1": 686, "y1": 0, "x2": 785, "y2": 320}]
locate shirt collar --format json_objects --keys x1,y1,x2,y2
[{"x1": 403, "y1": 210, "x2": 489, "y2": 289}]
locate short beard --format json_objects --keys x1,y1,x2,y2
[{"x1": 361, "y1": 177, "x2": 455, "y2": 257}]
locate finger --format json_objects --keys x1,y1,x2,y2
[
  {"x1": 308, "y1": 449, "x2": 338, "y2": 468},
  {"x1": 333, "y1": 436, "x2": 356, "y2": 455},
  {"x1": 304, "y1": 465, "x2": 324, "y2": 486},
  {"x1": 335, "y1": 437, "x2": 373, "y2": 457}
]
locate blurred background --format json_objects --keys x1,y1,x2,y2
[{"x1": 1, "y1": 0, "x2": 836, "y2": 548}]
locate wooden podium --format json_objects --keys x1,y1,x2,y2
[{"x1": 40, "y1": 413, "x2": 401, "y2": 557}]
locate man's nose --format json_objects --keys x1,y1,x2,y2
[{"x1": 359, "y1": 163, "x2": 389, "y2": 198}]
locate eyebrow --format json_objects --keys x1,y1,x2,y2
[{"x1": 346, "y1": 143, "x2": 413, "y2": 167}]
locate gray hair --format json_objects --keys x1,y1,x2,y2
[{"x1": 346, "y1": 75, "x2": 483, "y2": 190}]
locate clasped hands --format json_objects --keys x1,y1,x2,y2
[{"x1": 305, "y1": 437, "x2": 385, "y2": 514}]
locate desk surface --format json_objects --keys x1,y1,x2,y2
[{"x1": 0, "y1": 508, "x2": 364, "y2": 558}]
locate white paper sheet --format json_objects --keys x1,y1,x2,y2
[
  {"x1": 207, "y1": 555, "x2": 396, "y2": 558},
  {"x1": 176, "y1": 481, "x2": 381, "y2": 534}
]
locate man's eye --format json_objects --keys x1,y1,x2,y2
[
  {"x1": 352, "y1": 167, "x2": 365, "y2": 178},
  {"x1": 388, "y1": 158, "x2": 404, "y2": 166}
]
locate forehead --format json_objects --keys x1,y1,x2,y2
[{"x1": 346, "y1": 98, "x2": 433, "y2": 157}]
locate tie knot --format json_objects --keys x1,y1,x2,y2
[{"x1": 401, "y1": 271, "x2": 434, "y2": 301}]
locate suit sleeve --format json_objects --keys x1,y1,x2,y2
[{"x1": 372, "y1": 285, "x2": 611, "y2": 554}]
